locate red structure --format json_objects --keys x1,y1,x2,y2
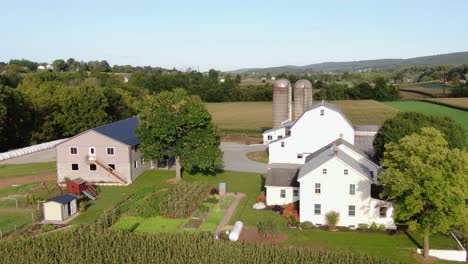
[{"x1": 66, "y1": 178, "x2": 97, "y2": 199}]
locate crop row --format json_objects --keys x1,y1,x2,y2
[
  {"x1": 159, "y1": 182, "x2": 211, "y2": 218},
  {"x1": 0, "y1": 231, "x2": 397, "y2": 264}
]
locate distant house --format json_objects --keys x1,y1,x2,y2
[
  {"x1": 55, "y1": 117, "x2": 173, "y2": 186},
  {"x1": 43, "y1": 194, "x2": 78, "y2": 222},
  {"x1": 264, "y1": 101, "x2": 395, "y2": 229},
  {"x1": 37, "y1": 64, "x2": 54, "y2": 71}
]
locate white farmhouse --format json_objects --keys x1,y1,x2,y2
[{"x1": 264, "y1": 101, "x2": 395, "y2": 229}]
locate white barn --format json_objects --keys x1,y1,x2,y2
[{"x1": 264, "y1": 101, "x2": 395, "y2": 229}]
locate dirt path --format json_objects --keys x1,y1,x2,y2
[
  {"x1": 0, "y1": 172, "x2": 56, "y2": 188},
  {"x1": 216, "y1": 192, "x2": 245, "y2": 234}
]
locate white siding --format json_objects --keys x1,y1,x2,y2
[
  {"x1": 43, "y1": 202, "x2": 63, "y2": 221},
  {"x1": 298, "y1": 158, "x2": 371, "y2": 227},
  {"x1": 268, "y1": 105, "x2": 354, "y2": 164},
  {"x1": 265, "y1": 186, "x2": 299, "y2": 206},
  {"x1": 263, "y1": 127, "x2": 287, "y2": 144},
  {"x1": 337, "y1": 144, "x2": 380, "y2": 182}
]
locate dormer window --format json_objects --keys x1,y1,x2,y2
[
  {"x1": 267, "y1": 135, "x2": 272, "y2": 140},
  {"x1": 344, "y1": 169, "x2": 348, "y2": 175},
  {"x1": 320, "y1": 109, "x2": 324, "y2": 116}
]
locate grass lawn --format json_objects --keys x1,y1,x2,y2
[
  {"x1": 0, "y1": 162, "x2": 56, "y2": 178},
  {"x1": 112, "y1": 216, "x2": 190, "y2": 234},
  {"x1": 0, "y1": 208, "x2": 34, "y2": 230},
  {"x1": 384, "y1": 101, "x2": 468, "y2": 143},
  {"x1": 0, "y1": 182, "x2": 41, "y2": 197},
  {"x1": 246, "y1": 151, "x2": 269, "y2": 164}
]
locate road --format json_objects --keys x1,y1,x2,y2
[{"x1": 0, "y1": 143, "x2": 268, "y2": 173}]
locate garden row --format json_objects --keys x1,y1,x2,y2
[
  {"x1": 159, "y1": 182, "x2": 211, "y2": 218},
  {"x1": 0, "y1": 230, "x2": 398, "y2": 264}
]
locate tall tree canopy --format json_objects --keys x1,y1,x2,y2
[
  {"x1": 379, "y1": 128, "x2": 468, "y2": 258},
  {"x1": 136, "y1": 88, "x2": 223, "y2": 180},
  {"x1": 373, "y1": 112, "x2": 466, "y2": 160}
]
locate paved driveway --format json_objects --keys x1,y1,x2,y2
[{"x1": 220, "y1": 142, "x2": 268, "y2": 173}]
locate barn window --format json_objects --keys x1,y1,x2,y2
[
  {"x1": 344, "y1": 169, "x2": 348, "y2": 175},
  {"x1": 297, "y1": 154, "x2": 303, "y2": 159},
  {"x1": 278, "y1": 135, "x2": 283, "y2": 139},
  {"x1": 107, "y1": 147, "x2": 115, "y2": 155},
  {"x1": 322, "y1": 169, "x2": 327, "y2": 174},
  {"x1": 320, "y1": 109, "x2": 324, "y2": 116},
  {"x1": 71, "y1": 164, "x2": 79, "y2": 171},
  {"x1": 281, "y1": 142, "x2": 285, "y2": 147},
  {"x1": 315, "y1": 183, "x2": 321, "y2": 194},
  {"x1": 349, "y1": 184, "x2": 355, "y2": 195},
  {"x1": 293, "y1": 190, "x2": 299, "y2": 197},
  {"x1": 348, "y1": 205, "x2": 356, "y2": 216},
  {"x1": 280, "y1": 189, "x2": 286, "y2": 198},
  {"x1": 379, "y1": 207, "x2": 388, "y2": 218},
  {"x1": 314, "y1": 204, "x2": 321, "y2": 215},
  {"x1": 90, "y1": 164, "x2": 97, "y2": 171},
  {"x1": 267, "y1": 135, "x2": 272, "y2": 140},
  {"x1": 70, "y1": 147, "x2": 78, "y2": 155}
]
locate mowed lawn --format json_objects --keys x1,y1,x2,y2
[
  {"x1": 0, "y1": 208, "x2": 34, "y2": 230},
  {"x1": 78, "y1": 170, "x2": 458, "y2": 264},
  {"x1": 384, "y1": 101, "x2": 468, "y2": 143},
  {"x1": 206, "y1": 100, "x2": 398, "y2": 130},
  {"x1": 0, "y1": 162, "x2": 56, "y2": 178}
]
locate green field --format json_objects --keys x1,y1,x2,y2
[
  {"x1": 0, "y1": 162, "x2": 56, "y2": 178},
  {"x1": 0, "y1": 208, "x2": 34, "y2": 231},
  {"x1": 384, "y1": 101, "x2": 468, "y2": 143},
  {"x1": 399, "y1": 82, "x2": 446, "y2": 97},
  {"x1": 206, "y1": 100, "x2": 398, "y2": 131}
]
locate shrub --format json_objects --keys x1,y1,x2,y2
[
  {"x1": 79, "y1": 201, "x2": 87, "y2": 213},
  {"x1": 370, "y1": 222, "x2": 379, "y2": 231},
  {"x1": 358, "y1": 224, "x2": 369, "y2": 231},
  {"x1": 41, "y1": 224, "x2": 55, "y2": 232},
  {"x1": 300, "y1": 221, "x2": 314, "y2": 230},
  {"x1": 282, "y1": 203, "x2": 299, "y2": 225},
  {"x1": 271, "y1": 205, "x2": 284, "y2": 215},
  {"x1": 159, "y1": 183, "x2": 210, "y2": 218},
  {"x1": 210, "y1": 188, "x2": 219, "y2": 195},
  {"x1": 257, "y1": 219, "x2": 280, "y2": 237},
  {"x1": 290, "y1": 216, "x2": 298, "y2": 227},
  {"x1": 325, "y1": 211, "x2": 340, "y2": 230},
  {"x1": 378, "y1": 224, "x2": 386, "y2": 231},
  {"x1": 257, "y1": 192, "x2": 266, "y2": 203}
]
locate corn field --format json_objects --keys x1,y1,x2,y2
[
  {"x1": 0, "y1": 231, "x2": 398, "y2": 264},
  {"x1": 159, "y1": 183, "x2": 210, "y2": 218}
]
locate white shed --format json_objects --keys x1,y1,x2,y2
[{"x1": 43, "y1": 194, "x2": 78, "y2": 222}]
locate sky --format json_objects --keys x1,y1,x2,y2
[{"x1": 1, "y1": 0, "x2": 467, "y2": 71}]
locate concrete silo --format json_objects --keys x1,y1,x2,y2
[
  {"x1": 272, "y1": 79, "x2": 292, "y2": 127},
  {"x1": 293, "y1": 79, "x2": 313, "y2": 120}
]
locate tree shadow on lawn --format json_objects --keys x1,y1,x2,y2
[{"x1": 405, "y1": 232, "x2": 423, "y2": 248}]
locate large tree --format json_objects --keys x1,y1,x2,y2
[
  {"x1": 136, "y1": 88, "x2": 223, "y2": 180},
  {"x1": 373, "y1": 112, "x2": 466, "y2": 160},
  {"x1": 379, "y1": 127, "x2": 468, "y2": 258}
]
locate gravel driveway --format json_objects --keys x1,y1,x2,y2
[{"x1": 220, "y1": 142, "x2": 268, "y2": 173}]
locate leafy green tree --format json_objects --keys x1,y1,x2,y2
[
  {"x1": 136, "y1": 88, "x2": 223, "y2": 180},
  {"x1": 57, "y1": 84, "x2": 109, "y2": 136},
  {"x1": 53, "y1": 59, "x2": 68, "y2": 72},
  {"x1": 373, "y1": 112, "x2": 466, "y2": 160},
  {"x1": 0, "y1": 86, "x2": 34, "y2": 151},
  {"x1": 208, "y1": 69, "x2": 219, "y2": 80},
  {"x1": 379, "y1": 128, "x2": 468, "y2": 258}
]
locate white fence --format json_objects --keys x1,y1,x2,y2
[
  {"x1": 0, "y1": 138, "x2": 67, "y2": 162},
  {"x1": 416, "y1": 232, "x2": 467, "y2": 262}
]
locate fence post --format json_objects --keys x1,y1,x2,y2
[
  {"x1": 0, "y1": 229, "x2": 2, "y2": 240},
  {"x1": 32, "y1": 212, "x2": 35, "y2": 224}
]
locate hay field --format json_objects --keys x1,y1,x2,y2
[
  {"x1": 399, "y1": 82, "x2": 445, "y2": 97},
  {"x1": 206, "y1": 100, "x2": 398, "y2": 131},
  {"x1": 424, "y1": 97, "x2": 468, "y2": 110}
]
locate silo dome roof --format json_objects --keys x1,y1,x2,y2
[
  {"x1": 294, "y1": 79, "x2": 312, "y2": 89},
  {"x1": 273, "y1": 78, "x2": 291, "y2": 88}
]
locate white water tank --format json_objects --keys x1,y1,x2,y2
[{"x1": 229, "y1": 221, "x2": 243, "y2": 241}]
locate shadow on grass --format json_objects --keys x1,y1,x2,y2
[{"x1": 405, "y1": 232, "x2": 422, "y2": 248}]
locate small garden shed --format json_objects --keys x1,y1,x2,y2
[
  {"x1": 66, "y1": 177, "x2": 88, "y2": 195},
  {"x1": 43, "y1": 194, "x2": 78, "y2": 222}
]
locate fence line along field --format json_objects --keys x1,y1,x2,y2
[
  {"x1": 422, "y1": 97, "x2": 468, "y2": 111},
  {"x1": 206, "y1": 100, "x2": 398, "y2": 131},
  {"x1": 399, "y1": 82, "x2": 445, "y2": 97}
]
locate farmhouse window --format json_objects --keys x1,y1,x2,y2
[
  {"x1": 349, "y1": 184, "x2": 355, "y2": 195},
  {"x1": 278, "y1": 135, "x2": 283, "y2": 139},
  {"x1": 107, "y1": 147, "x2": 115, "y2": 155},
  {"x1": 108, "y1": 164, "x2": 115, "y2": 170},
  {"x1": 297, "y1": 154, "x2": 303, "y2": 159},
  {"x1": 281, "y1": 142, "x2": 285, "y2": 147},
  {"x1": 90, "y1": 164, "x2": 97, "y2": 171},
  {"x1": 280, "y1": 189, "x2": 286, "y2": 198},
  {"x1": 71, "y1": 164, "x2": 79, "y2": 171},
  {"x1": 344, "y1": 169, "x2": 348, "y2": 175},
  {"x1": 379, "y1": 207, "x2": 387, "y2": 218},
  {"x1": 315, "y1": 183, "x2": 321, "y2": 194},
  {"x1": 141, "y1": 157, "x2": 145, "y2": 164},
  {"x1": 267, "y1": 135, "x2": 272, "y2": 140},
  {"x1": 348, "y1": 205, "x2": 356, "y2": 216},
  {"x1": 314, "y1": 204, "x2": 321, "y2": 215},
  {"x1": 320, "y1": 109, "x2": 324, "y2": 116},
  {"x1": 134, "y1": 160, "x2": 138, "y2": 168},
  {"x1": 293, "y1": 190, "x2": 299, "y2": 197},
  {"x1": 322, "y1": 168, "x2": 327, "y2": 174},
  {"x1": 70, "y1": 147, "x2": 78, "y2": 155}
]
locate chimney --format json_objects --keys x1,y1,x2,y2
[{"x1": 333, "y1": 143, "x2": 338, "y2": 156}]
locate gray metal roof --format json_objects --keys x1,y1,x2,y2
[
  {"x1": 299, "y1": 146, "x2": 372, "y2": 180},
  {"x1": 354, "y1": 125, "x2": 380, "y2": 132},
  {"x1": 354, "y1": 135, "x2": 377, "y2": 159},
  {"x1": 49, "y1": 194, "x2": 77, "y2": 204},
  {"x1": 92, "y1": 117, "x2": 139, "y2": 146},
  {"x1": 265, "y1": 167, "x2": 300, "y2": 187},
  {"x1": 304, "y1": 138, "x2": 370, "y2": 163},
  {"x1": 263, "y1": 120, "x2": 294, "y2": 134}
]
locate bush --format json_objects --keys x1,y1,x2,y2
[
  {"x1": 282, "y1": 203, "x2": 299, "y2": 225},
  {"x1": 271, "y1": 205, "x2": 284, "y2": 215},
  {"x1": 257, "y1": 219, "x2": 280, "y2": 237},
  {"x1": 79, "y1": 201, "x2": 87, "y2": 213},
  {"x1": 325, "y1": 211, "x2": 340, "y2": 230},
  {"x1": 300, "y1": 221, "x2": 315, "y2": 230},
  {"x1": 370, "y1": 222, "x2": 379, "y2": 231},
  {"x1": 41, "y1": 224, "x2": 55, "y2": 232},
  {"x1": 257, "y1": 192, "x2": 266, "y2": 203},
  {"x1": 358, "y1": 224, "x2": 369, "y2": 231},
  {"x1": 378, "y1": 224, "x2": 386, "y2": 231}
]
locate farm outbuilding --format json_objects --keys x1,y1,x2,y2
[
  {"x1": 66, "y1": 177, "x2": 98, "y2": 200},
  {"x1": 43, "y1": 194, "x2": 78, "y2": 222}
]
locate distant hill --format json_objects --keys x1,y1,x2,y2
[{"x1": 231, "y1": 51, "x2": 468, "y2": 74}]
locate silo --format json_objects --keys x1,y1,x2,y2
[
  {"x1": 272, "y1": 79, "x2": 291, "y2": 127},
  {"x1": 294, "y1": 79, "x2": 313, "y2": 120}
]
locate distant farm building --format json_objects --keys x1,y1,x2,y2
[{"x1": 43, "y1": 194, "x2": 78, "y2": 222}]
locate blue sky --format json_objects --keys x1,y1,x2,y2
[{"x1": 1, "y1": 0, "x2": 467, "y2": 71}]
